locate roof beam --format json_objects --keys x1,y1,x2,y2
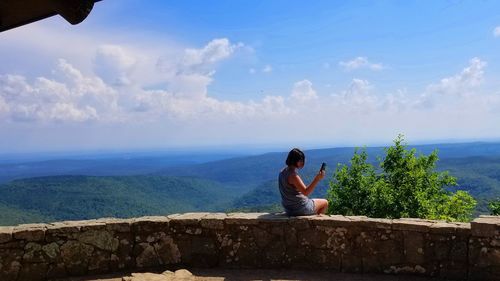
[{"x1": 0, "y1": 0, "x2": 101, "y2": 33}]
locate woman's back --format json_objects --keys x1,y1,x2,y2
[{"x1": 278, "y1": 166, "x2": 309, "y2": 210}]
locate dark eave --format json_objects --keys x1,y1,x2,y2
[{"x1": 0, "y1": 0, "x2": 101, "y2": 33}]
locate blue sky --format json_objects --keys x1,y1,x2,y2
[{"x1": 1, "y1": 0, "x2": 500, "y2": 153}]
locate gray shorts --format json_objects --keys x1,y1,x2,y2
[{"x1": 284, "y1": 199, "x2": 316, "y2": 216}]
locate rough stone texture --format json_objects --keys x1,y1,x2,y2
[
  {"x1": 97, "y1": 218, "x2": 133, "y2": 233},
  {"x1": 13, "y1": 224, "x2": 48, "y2": 242},
  {"x1": 0, "y1": 227, "x2": 13, "y2": 244},
  {"x1": 469, "y1": 215, "x2": 500, "y2": 281},
  {"x1": 122, "y1": 269, "x2": 194, "y2": 281},
  {"x1": 1, "y1": 213, "x2": 499, "y2": 281}
]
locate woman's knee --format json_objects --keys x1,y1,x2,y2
[
  {"x1": 318, "y1": 199, "x2": 328, "y2": 208},
  {"x1": 313, "y1": 199, "x2": 328, "y2": 214},
  {"x1": 319, "y1": 199, "x2": 328, "y2": 213}
]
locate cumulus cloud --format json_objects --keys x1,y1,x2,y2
[
  {"x1": 426, "y1": 58, "x2": 486, "y2": 96},
  {"x1": 2, "y1": 22, "x2": 500, "y2": 150},
  {"x1": 131, "y1": 89, "x2": 291, "y2": 122},
  {"x1": 168, "y1": 73, "x2": 213, "y2": 100},
  {"x1": 156, "y1": 38, "x2": 241, "y2": 76},
  {"x1": 154, "y1": 38, "x2": 247, "y2": 104},
  {"x1": 0, "y1": 59, "x2": 118, "y2": 123},
  {"x1": 339, "y1": 57, "x2": 383, "y2": 71},
  {"x1": 291, "y1": 80, "x2": 318, "y2": 102},
  {"x1": 0, "y1": 37, "x2": 296, "y2": 126},
  {"x1": 346, "y1": 79, "x2": 372, "y2": 96},
  {"x1": 494, "y1": 26, "x2": 500, "y2": 37},
  {"x1": 0, "y1": 96, "x2": 8, "y2": 116},
  {"x1": 49, "y1": 103, "x2": 98, "y2": 122},
  {"x1": 331, "y1": 79, "x2": 378, "y2": 112},
  {"x1": 380, "y1": 89, "x2": 409, "y2": 112},
  {"x1": 182, "y1": 38, "x2": 242, "y2": 68},
  {"x1": 413, "y1": 58, "x2": 487, "y2": 111},
  {"x1": 93, "y1": 45, "x2": 138, "y2": 86},
  {"x1": 3, "y1": 50, "x2": 492, "y2": 131},
  {"x1": 328, "y1": 58, "x2": 491, "y2": 117},
  {"x1": 151, "y1": 40, "x2": 288, "y2": 120}
]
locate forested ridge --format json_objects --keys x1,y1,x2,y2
[{"x1": 1, "y1": 142, "x2": 500, "y2": 225}]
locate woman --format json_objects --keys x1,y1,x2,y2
[{"x1": 278, "y1": 148, "x2": 329, "y2": 216}]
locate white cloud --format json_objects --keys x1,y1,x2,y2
[
  {"x1": 291, "y1": 79, "x2": 318, "y2": 102},
  {"x1": 0, "y1": 95, "x2": 8, "y2": 116},
  {"x1": 331, "y1": 79, "x2": 378, "y2": 113},
  {"x1": 2, "y1": 21, "x2": 500, "y2": 150},
  {"x1": 2, "y1": 53, "x2": 493, "y2": 133},
  {"x1": 249, "y1": 68, "x2": 256, "y2": 74},
  {"x1": 380, "y1": 89, "x2": 409, "y2": 112},
  {"x1": 427, "y1": 57, "x2": 486, "y2": 96},
  {"x1": 132, "y1": 89, "x2": 291, "y2": 122},
  {"x1": 414, "y1": 58, "x2": 487, "y2": 110},
  {"x1": 0, "y1": 36, "x2": 295, "y2": 126},
  {"x1": 0, "y1": 59, "x2": 118, "y2": 123},
  {"x1": 347, "y1": 79, "x2": 372, "y2": 95},
  {"x1": 154, "y1": 41, "x2": 287, "y2": 120},
  {"x1": 494, "y1": 26, "x2": 500, "y2": 37},
  {"x1": 334, "y1": 79, "x2": 373, "y2": 101},
  {"x1": 339, "y1": 57, "x2": 384, "y2": 71},
  {"x1": 49, "y1": 103, "x2": 98, "y2": 122},
  {"x1": 154, "y1": 38, "x2": 246, "y2": 103},
  {"x1": 260, "y1": 95, "x2": 290, "y2": 115},
  {"x1": 156, "y1": 38, "x2": 242, "y2": 77},
  {"x1": 93, "y1": 45, "x2": 138, "y2": 86},
  {"x1": 262, "y1": 65, "x2": 273, "y2": 73},
  {"x1": 182, "y1": 38, "x2": 242, "y2": 68},
  {"x1": 170, "y1": 73, "x2": 214, "y2": 100}
]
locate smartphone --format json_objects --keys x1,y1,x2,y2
[{"x1": 320, "y1": 162, "x2": 327, "y2": 171}]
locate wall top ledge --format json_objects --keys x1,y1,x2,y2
[
  {"x1": 471, "y1": 215, "x2": 500, "y2": 237},
  {"x1": 2, "y1": 213, "x2": 498, "y2": 240}
]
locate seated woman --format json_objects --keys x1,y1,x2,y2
[{"x1": 278, "y1": 148, "x2": 329, "y2": 216}]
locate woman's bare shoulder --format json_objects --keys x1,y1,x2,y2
[{"x1": 287, "y1": 171, "x2": 300, "y2": 185}]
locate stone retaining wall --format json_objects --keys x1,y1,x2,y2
[{"x1": 0, "y1": 213, "x2": 499, "y2": 281}]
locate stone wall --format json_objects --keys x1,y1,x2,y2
[{"x1": 0, "y1": 213, "x2": 499, "y2": 281}]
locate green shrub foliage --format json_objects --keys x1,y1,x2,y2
[
  {"x1": 327, "y1": 135, "x2": 477, "y2": 222},
  {"x1": 488, "y1": 198, "x2": 500, "y2": 215}
]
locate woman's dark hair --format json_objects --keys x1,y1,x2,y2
[{"x1": 286, "y1": 148, "x2": 305, "y2": 166}]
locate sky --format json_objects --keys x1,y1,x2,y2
[{"x1": 1, "y1": 0, "x2": 500, "y2": 153}]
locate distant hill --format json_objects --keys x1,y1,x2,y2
[
  {"x1": 0, "y1": 152, "x2": 241, "y2": 184},
  {"x1": 2, "y1": 141, "x2": 500, "y2": 225},
  {"x1": 157, "y1": 142, "x2": 500, "y2": 182},
  {"x1": 0, "y1": 175, "x2": 245, "y2": 225},
  {"x1": 155, "y1": 142, "x2": 500, "y2": 202},
  {"x1": 0, "y1": 202, "x2": 50, "y2": 226},
  {"x1": 439, "y1": 156, "x2": 500, "y2": 213}
]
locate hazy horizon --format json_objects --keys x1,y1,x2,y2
[{"x1": 3, "y1": 137, "x2": 500, "y2": 163}]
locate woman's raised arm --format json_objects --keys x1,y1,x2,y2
[{"x1": 288, "y1": 171, "x2": 325, "y2": 196}]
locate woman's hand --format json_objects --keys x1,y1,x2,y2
[{"x1": 315, "y1": 170, "x2": 326, "y2": 181}]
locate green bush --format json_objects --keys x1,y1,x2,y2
[
  {"x1": 327, "y1": 135, "x2": 477, "y2": 222},
  {"x1": 488, "y1": 198, "x2": 500, "y2": 215}
]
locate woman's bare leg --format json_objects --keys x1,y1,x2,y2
[{"x1": 312, "y1": 199, "x2": 328, "y2": 214}]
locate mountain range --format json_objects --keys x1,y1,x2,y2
[{"x1": 1, "y1": 142, "x2": 500, "y2": 226}]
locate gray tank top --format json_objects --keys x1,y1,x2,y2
[{"x1": 278, "y1": 166, "x2": 309, "y2": 209}]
